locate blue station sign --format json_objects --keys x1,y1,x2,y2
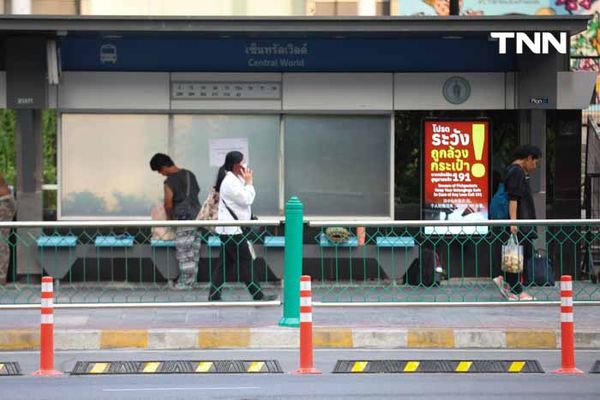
[{"x1": 59, "y1": 37, "x2": 516, "y2": 72}]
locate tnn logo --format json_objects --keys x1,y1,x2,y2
[{"x1": 490, "y1": 32, "x2": 567, "y2": 55}]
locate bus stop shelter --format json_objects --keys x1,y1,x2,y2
[{"x1": 0, "y1": 15, "x2": 595, "y2": 274}]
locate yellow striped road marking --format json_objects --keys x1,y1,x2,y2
[
  {"x1": 247, "y1": 362, "x2": 265, "y2": 373},
  {"x1": 195, "y1": 362, "x2": 213, "y2": 373},
  {"x1": 90, "y1": 363, "x2": 109, "y2": 374},
  {"x1": 351, "y1": 361, "x2": 369, "y2": 373},
  {"x1": 0, "y1": 363, "x2": 4, "y2": 372},
  {"x1": 456, "y1": 361, "x2": 473, "y2": 373},
  {"x1": 142, "y1": 362, "x2": 161, "y2": 373},
  {"x1": 508, "y1": 361, "x2": 526, "y2": 373},
  {"x1": 403, "y1": 361, "x2": 420, "y2": 373}
]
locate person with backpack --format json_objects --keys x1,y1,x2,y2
[
  {"x1": 208, "y1": 151, "x2": 276, "y2": 302},
  {"x1": 150, "y1": 153, "x2": 201, "y2": 290},
  {"x1": 492, "y1": 145, "x2": 541, "y2": 301}
]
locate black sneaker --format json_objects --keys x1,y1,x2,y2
[
  {"x1": 254, "y1": 294, "x2": 278, "y2": 301},
  {"x1": 208, "y1": 293, "x2": 222, "y2": 302}
]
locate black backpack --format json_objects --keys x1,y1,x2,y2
[{"x1": 405, "y1": 248, "x2": 443, "y2": 287}]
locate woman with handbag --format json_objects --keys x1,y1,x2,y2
[{"x1": 208, "y1": 151, "x2": 275, "y2": 302}]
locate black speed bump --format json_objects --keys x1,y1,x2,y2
[
  {"x1": 591, "y1": 361, "x2": 600, "y2": 373},
  {"x1": 333, "y1": 360, "x2": 544, "y2": 374},
  {"x1": 0, "y1": 362, "x2": 21, "y2": 376},
  {"x1": 71, "y1": 360, "x2": 283, "y2": 375}
]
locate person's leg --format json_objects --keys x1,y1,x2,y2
[
  {"x1": 233, "y1": 235, "x2": 263, "y2": 300},
  {"x1": 504, "y1": 270, "x2": 522, "y2": 295},
  {"x1": 191, "y1": 228, "x2": 201, "y2": 271},
  {"x1": 209, "y1": 235, "x2": 233, "y2": 300},
  {"x1": 520, "y1": 240, "x2": 534, "y2": 293},
  {"x1": 175, "y1": 226, "x2": 198, "y2": 287}
]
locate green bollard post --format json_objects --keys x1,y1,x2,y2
[{"x1": 279, "y1": 196, "x2": 303, "y2": 327}]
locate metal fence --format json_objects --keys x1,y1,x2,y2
[
  {"x1": 308, "y1": 220, "x2": 600, "y2": 303},
  {"x1": 0, "y1": 219, "x2": 599, "y2": 305}
]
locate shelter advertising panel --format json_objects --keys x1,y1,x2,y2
[{"x1": 422, "y1": 120, "x2": 490, "y2": 235}]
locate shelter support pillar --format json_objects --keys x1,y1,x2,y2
[
  {"x1": 15, "y1": 109, "x2": 43, "y2": 275},
  {"x1": 519, "y1": 109, "x2": 547, "y2": 220},
  {"x1": 5, "y1": 35, "x2": 48, "y2": 276},
  {"x1": 519, "y1": 109, "x2": 546, "y2": 250}
]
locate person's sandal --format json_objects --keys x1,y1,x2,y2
[
  {"x1": 493, "y1": 276, "x2": 511, "y2": 299},
  {"x1": 518, "y1": 292, "x2": 536, "y2": 301}
]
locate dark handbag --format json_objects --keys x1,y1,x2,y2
[
  {"x1": 405, "y1": 248, "x2": 443, "y2": 287},
  {"x1": 171, "y1": 171, "x2": 200, "y2": 220},
  {"x1": 525, "y1": 250, "x2": 555, "y2": 286}
]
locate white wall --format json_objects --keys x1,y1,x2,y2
[
  {"x1": 58, "y1": 72, "x2": 170, "y2": 110},
  {"x1": 283, "y1": 73, "x2": 394, "y2": 111},
  {"x1": 557, "y1": 71, "x2": 597, "y2": 110},
  {"x1": 57, "y1": 72, "x2": 522, "y2": 112},
  {"x1": 394, "y1": 73, "x2": 507, "y2": 110}
]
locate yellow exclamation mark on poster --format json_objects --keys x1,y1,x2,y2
[{"x1": 471, "y1": 124, "x2": 486, "y2": 178}]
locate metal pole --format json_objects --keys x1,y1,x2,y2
[
  {"x1": 449, "y1": 0, "x2": 460, "y2": 15},
  {"x1": 279, "y1": 197, "x2": 303, "y2": 327}
]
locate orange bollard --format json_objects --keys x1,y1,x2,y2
[
  {"x1": 292, "y1": 275, "x2": 321, "y2": 374},
  {"x1": 553, "y1": 275, "x2": 583, "y2": 375},
  {"x1": 32, "y1": 277, "x2": 63, "y2": 376}
]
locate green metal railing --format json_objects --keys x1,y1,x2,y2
[
  {"x1": 307, "y1": 219, "x2": 600, "y2": 303},
  {"x1": 0, "y1": 219, "x2": 282, "y2": 305},
  {"x1": 0, "y1": 213, "x2": 599, "y2": 305}
]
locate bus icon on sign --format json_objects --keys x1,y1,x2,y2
[{"x1": 100, "y1": 44, "x2": 117, "y2": 64}]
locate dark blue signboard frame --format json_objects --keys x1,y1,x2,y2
[{"x1": 60, "y1": 37, "x2": 516, "y2": 72}]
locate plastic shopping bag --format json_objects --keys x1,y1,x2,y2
[
  {"x1": 501, "y1": 234, "x2": 523, "y2": 273},
  {"x1": 150, "y1": 203, "x2": 176, "y2": 241}
]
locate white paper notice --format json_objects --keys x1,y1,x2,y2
[{"x1": 209, "y1": 138, "x2": 249, "y2": 167}]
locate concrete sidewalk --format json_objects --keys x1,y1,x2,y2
[{"x1": 1, "y1": 304, "x2": 599, "y2": 350}]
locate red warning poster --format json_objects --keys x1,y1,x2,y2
[{"x1": 423, "y1": 120, "x2": 489, "y2": 234}]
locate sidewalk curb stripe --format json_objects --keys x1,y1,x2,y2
[
  {"x1": 198, "y1": 328, "x2": 250, "y2": 348},
  {"x1": 591, "y1": 361, "x2": 600, "y2": 373},
  {"x1": 0, "y1": 330, "x2": 39, "y2": 350},
  {"x1": 333, "y1": 360, "x2": 544, "y2": 373},
  {"x1": 0, "y1": 362, "x2": 21, "y2": 376},
  {"x1": 408, "y1": 329, "x2": 455, "y2": 348},
  {"x1": 314, "y1": 328, "x2": 353, "y2": 348},
  {"x1": 71, "y1": 360, "x2": 283, "y2": 374},
  {"x1": 506, "y1": 330, "x2": 556, "y2": 349},
  {"x1": 100, "y1": 330, "x2": 148, "y2": 349},
  {"x1": 3, "y1": 328, "x2": 600, "y2": 350}
]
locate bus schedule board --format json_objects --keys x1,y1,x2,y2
[{"x1": 422, "y1": 120, "x2": 490, "y2": 235}]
